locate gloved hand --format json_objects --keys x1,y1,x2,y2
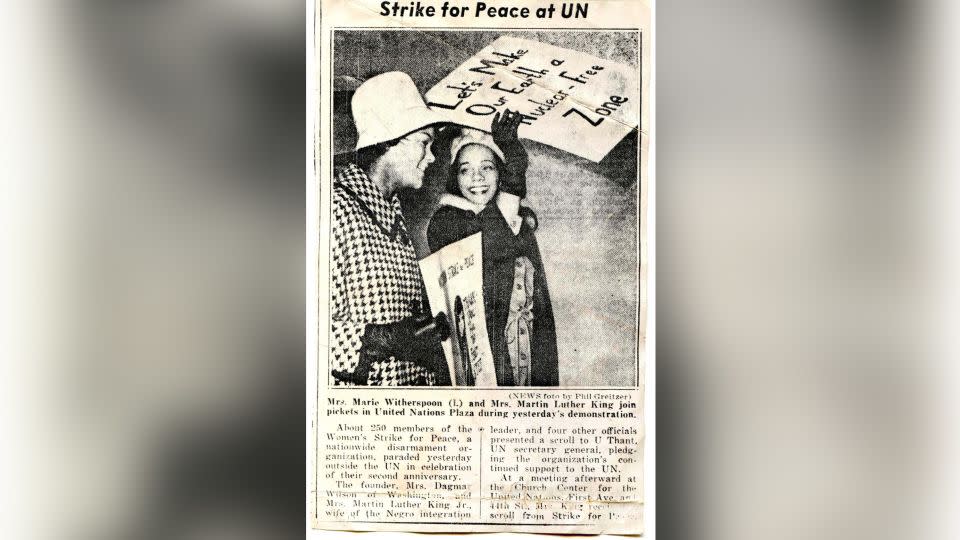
[
  {"x1": 331, "y1": 313, "x2": 450, "y2": 385},
  {"x1": 361, "y1": 312, "x2": 450, "y2": 360},
  {"x1": 491, "y1": 109, "x2": 529, "y2": 198}
]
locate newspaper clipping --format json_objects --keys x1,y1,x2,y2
[{"x1": 311, "y1": 0, "x2": 650, "y2": 534}]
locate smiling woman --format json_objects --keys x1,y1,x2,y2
[
  {"x1": 427, "y1": 116, "x2": 559, "y2": 387},
  {"x1": 456, "y1": 144, "x2": 499, "y2": 206}
]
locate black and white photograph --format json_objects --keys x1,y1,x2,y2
[{"x1": 326, "y1": 29, "x2": 643, "y2": 388}]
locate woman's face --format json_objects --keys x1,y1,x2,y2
[
  {"x1": 383, "y1": 127, "x2": 435, "y2": 192},
  {"x1": 456, "y1": 144, "x2": 499, "y2": 206}
]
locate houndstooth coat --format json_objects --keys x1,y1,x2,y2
[{"x1": 329, "y1": 163, "x2": 438, "y2": 386}]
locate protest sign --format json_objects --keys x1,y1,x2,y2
[
  {"x1": 419, "y1": 233, "x2": 497, "y2": 387},
  {"x1": 425, "y1": 36, "x2": 640, "y2": 162}
]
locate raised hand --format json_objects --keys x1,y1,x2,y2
[{"x1": 490, "y1": 109, "x2": 529, "y2": 198}]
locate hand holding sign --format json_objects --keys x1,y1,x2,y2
[{"x1": 491, "y1": 109, "x2": 528, "y2": 198}]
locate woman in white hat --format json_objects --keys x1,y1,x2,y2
[
  {"x1": 427, "y1": 111, "x2": 559, "y2": 387},
  {"x1": 329, "y1": 72, "x2": 451, "y2": 386}
]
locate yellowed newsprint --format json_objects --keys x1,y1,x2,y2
[{"x1": 309, "y1": 0, "x2": 652, "y2": 534}]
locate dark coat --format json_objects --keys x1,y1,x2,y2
[{"x1": 427, "y1": 200, "x2": 559, "y2": 386}]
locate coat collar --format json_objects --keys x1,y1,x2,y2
[
  {"x1": 335, "y1": 163, "x2": 403, "y2": 231},
  {"x1": 440, "y1": 193, "x2": 529, "y2": 235}
]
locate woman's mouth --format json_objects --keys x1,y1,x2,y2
[{"x1": 467, "y1": 186, "x2": 490, "y2": 195}]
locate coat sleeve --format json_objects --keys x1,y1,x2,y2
[
  {"x1": 427, "y1": 207, "x2": 481, "y2": 252},
  {"x1": 328, "y1": 196, "x2": 368, "y2": 384},
  {"x1": 530, "y1": 254, "x2": 560, "y2": 387}
]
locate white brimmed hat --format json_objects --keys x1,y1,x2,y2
[
  {"x1": 449, "y1": 128, "x2": 505, "y2": 163},
  {"x1": 352, "y1": 72, "x2": 447, "y2": 150}
]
